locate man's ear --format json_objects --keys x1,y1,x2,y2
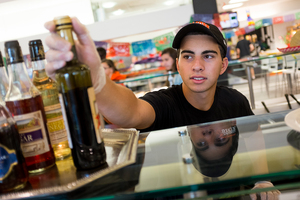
[
  {"x1": 176, "y1": 58, "x2": 180, "y2": 74},
  {"x1": 220, "y1": 57, "x2": 229, "y2": 75}
]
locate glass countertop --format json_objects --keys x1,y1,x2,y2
[{"x1": 4, "y1": 109, "x2": 300, "y2": 199}]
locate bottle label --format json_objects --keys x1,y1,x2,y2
[
  {"x1": 0, "y1": 144, "x2": 18, "y2": 182},
  {"x1": 14, "y1": 110, "x2": 50, "y2": 157},
  {"x1": 58, "y1": 94, "x2": 72, "y2": 149},
  {"x1": 44, "y1": 103, "x2": 61, "y2": 112},
  {"x1": 40, "y1": 88, "x2": 60, "y2": 108},
  {"x1": 87, "y1": 87, "x2": 102, "y2": 144},
  {"x1": 45, "y1": 105, "x2": 68, "y2": 145}
]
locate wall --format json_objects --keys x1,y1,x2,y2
[
  {"x1": 0, "y1": 0, "x2": 94, "y2": 42},
  {"x1": 234, "y1": 0, "x2": 300, "y2": 28},
  {"x1": 273, "y1": 20, "x2": 300, "y2": 49},
  {"x1": 232, "y1": 0, "x2": 300, "y2": 50},
  {"x1": 0, "y1": 4, "x2": 193, "y2": 55}
]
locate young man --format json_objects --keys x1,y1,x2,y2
[
  {"x1": 44, "y1": 18, "x2": 254, "y2": 132},
  {"x1": 236, "y1": 35, "x2": 254, "y2": 59}
]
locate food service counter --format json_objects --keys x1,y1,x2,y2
[{"x1": 2, "y1": 109, "x2": 300, "y2": 199}]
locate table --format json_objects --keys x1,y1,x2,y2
[
  {"x1": 3, "y1": 109, "x2": 300, "y2": 199},
  {"x1": 228, "y1": 52, "x2": 300, "y2": 109}
]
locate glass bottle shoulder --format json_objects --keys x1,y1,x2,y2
[{"x1": 56, "y1": 63, "x2": 90, "y2": 74}]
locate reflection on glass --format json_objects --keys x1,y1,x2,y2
[{"x1": 188, "y1": 120, "x2": 238, "y2": 177}]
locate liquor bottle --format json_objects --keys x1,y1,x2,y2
[
  {"x1": 0, "y1": 51, "x2": 9, "y2": 101},
  {"x1": 0, "y1": 57, "x2": 28, "y2": 193},
  {"x1": 4, "y1": 40, "x2": 56, "y2": 173},
  {"x1": 29, "y1": 39, "x2": 71, "y2": 161},
  {"x1": 54, "y1": 16, "x2": 106, "y2": 170}
]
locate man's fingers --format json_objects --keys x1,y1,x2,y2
[
  {"x1": 249, "y1": 193, "x2": 257, "y2": 200},
  {"x1": 71, "y1": 17, "x2": 94, "y2": 46},
  {"x1": 260, "y1": 192, "x2": 267, "y2": 200},
  {"x1": 45, "y1": 61, "x2": 66, "y2": 79},
  {"x1": 45, "y1": 49, "x2": 73, "y2": 63},
  {"x1": 45, "y1": 33, "x2": 72, "y2": 52},
  {"x1": 267, "y1": 191, "x2": 275, "y2": 200},
  {"x1": 44, "y1": 20, "x2": 56, "y2": 32}
]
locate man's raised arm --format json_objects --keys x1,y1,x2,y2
[{"x1": 44, "y1": 17, "x2": 155, "y2": 129}]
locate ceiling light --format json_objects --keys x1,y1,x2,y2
[
  {"x1": 112, "y1": 9, "x2": 124, "y2": 15},
  {"x1": 229, "y1": 0, "x2": 248, "y2": 3},
  {"x1": 222, "y1": 3, "x2": 243, "y2": 10},
  {"x1": 102, "y1": 2, "x2": 116, "y2": 8},
  {"x1": 164, "y1": 0, "x2": 174, "y2": 6}
]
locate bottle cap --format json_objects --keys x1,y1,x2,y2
[
  {"x1": 0, "y1": 51, "x2": 4, "y2": 67},
  {"x1": 4, "y1": 40, "x2": 24, "y2": 65},
  {"x1": 54, "y1": 16, "x2": 72, "y2": 31},
  {"x1": 178, "y1": 130, "x2": 187, "y2": 136},
  {"x1": 29, "y1": 39, "x2": 45, "y2": 61},
  {"x1": 182, "y1": 153, "x2": 193, "y2": 164}
]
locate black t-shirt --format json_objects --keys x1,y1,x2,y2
[
  {"x1": 236, "y1": 39, "x2": 251, "y2": 58},
  {"x1": 139, "y1": 85, "x2": 254, "y2": 132}
]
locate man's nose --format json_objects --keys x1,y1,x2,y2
[
  {"x1": 192, "y1": 57, "x2": 204, "y2": 72},
  {"x1": 202, "y1": 130, "x2": 212, "y2": 136}
]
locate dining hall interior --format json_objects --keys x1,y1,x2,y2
[{"x1": 1, "y1": 0, "x2": 300, "y2": 199}]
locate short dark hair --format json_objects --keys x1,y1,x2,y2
[
  {"x1": 176, "y1": 32, "x2": 226, "y2": 59},
  {"x1": 102, "y1": 59, "x2": 118, "y2": 73},
  {"x1": 97, "y1": 47, "x2": 106, "y2": 60}
]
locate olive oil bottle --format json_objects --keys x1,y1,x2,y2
[
  {"x1": 54, "y1": 16, "x2": 106, "y2": 170},
  {"x1": 29, "y1": 39, "x2": 71, "y2": 161}
]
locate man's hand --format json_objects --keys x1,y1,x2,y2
[
  {"x1": 249, "y1": 181, "x2": 280, "y2": 200},
  {"x1": 44, "y1": 17, "x2": 106, "y2": 94}
]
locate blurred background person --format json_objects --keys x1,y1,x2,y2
[
  {"x1": 236, "y1": 35, "x2": 255, "y2": 80},
  {"x1": 97, "y1": 47, "x2": 107, "y2": 60},
  {"x1": 161, "y1": 47, "x2": 183, "y2": 86},
  {"x1": 101, "y1": 59, "x2": 127, "y2": 81}
]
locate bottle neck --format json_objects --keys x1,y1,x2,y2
[
  {"x1": 6, "y1": 62, "x2": 40, "y2": 101},
  {"x1": 0, "y1": 67, "x2": 9, "y2": 101},
  {"x1": 32, "y1": 59, "x2": 46, "y2": 71},
  {"x1": 56, "y1": 28, "x2": 79, "y2": 65}
]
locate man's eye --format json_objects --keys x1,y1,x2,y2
[
  {"x1": 183, "y1": 55, "x2": 192, "y2": 59},
  {"x1": 215, "y1": 136, "x2": 229, "y2": 146},
  {"x1": 204, "y1": 55, "x2": 214, "y2": 59}
]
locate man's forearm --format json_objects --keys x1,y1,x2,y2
[{"x1": 95, "y1": 78, "x2": 144, "y2": 128}]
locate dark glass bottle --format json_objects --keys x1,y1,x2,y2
[
  {"x1": 4, "y1": 40, "x2": 56, "y2": 173},
  {"x1": 0, "y1": 53, "x2": 28, "y2": 192},
  {"x1": 54, "y1": 16, "x2": 106, "y2": 170},
  {"x1": 29, "y1": 39, "x2": 71, "y2": 161}
]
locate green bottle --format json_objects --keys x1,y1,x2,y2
[{"x1": 54, "y1": 16, "x2": 106, "y2": 170}]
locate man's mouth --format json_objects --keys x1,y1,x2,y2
[
  {"x1": 191, "y1": 77, "x2": 206, "y2": 80},
  {"x1": 192, "y1": 77, "x2": 205, "y2": 80}
]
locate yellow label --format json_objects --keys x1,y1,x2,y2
[
  {"x1": 46, "y1": 106, "x2": 68, "y2": 145},
  {"x1": 87, "y1": 87, "x2": 102, "y2": 144},
  {"x1": 47, "y1": 117, "x2": 65, "y2": 133}
]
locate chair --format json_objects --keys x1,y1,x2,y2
[
  {"x1": 267, "y1": 57, "x2": 283, "y2": 97},
  {"x1": 281, "y1": 55, "x2": 296, "y2": 94},
  {"x1": 260, "y1": 58, "x2": 270, "y2": 96},
  {"x1": 294, "y1": 53, "x2": 300, "y2": 92}
]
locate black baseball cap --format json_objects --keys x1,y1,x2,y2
[{"x1": 172, "y1": 21, "x2": 227, "y2": 58}]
